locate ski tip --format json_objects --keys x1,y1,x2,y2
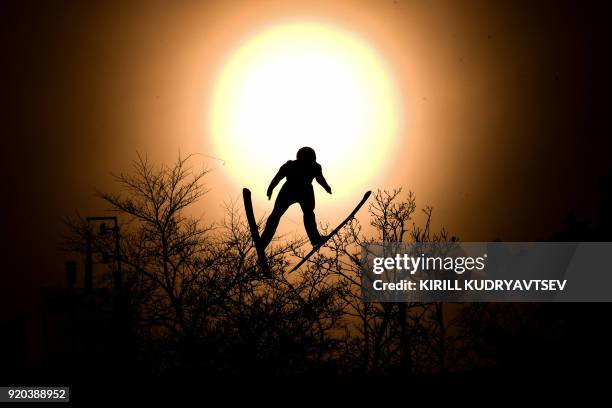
[
  {"x1": 242, "y1": 187, "x2": 251, "y2": 195},
  {"x1": 364, "y1": 191, "x2": 372, "y2": 199}
]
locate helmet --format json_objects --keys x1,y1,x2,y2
[{"x1": 296, "y1": 146, "x2": 316, "y2": 162}]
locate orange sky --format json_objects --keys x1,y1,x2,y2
[
  {"x1": 51, "y1": 1, "x2": 599, "y2": 240},
  {"x1": 4, "y1": 1, "x2": 610, "y2": 323}
]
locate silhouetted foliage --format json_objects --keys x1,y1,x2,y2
[{"x1": 63, "y1": 154, "x2": 571, "y2": 377}]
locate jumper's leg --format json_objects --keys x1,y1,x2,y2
[
  {"x1": 299, "y1": 195, "x2": 322, "y2": 246},
  {"x1": 260, "y1": 201, "x2": 289, "y2": 249},
  {"x1": 303, "y1": 210, "x2": 322, "y2": 246}
]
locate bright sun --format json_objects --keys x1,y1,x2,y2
[{"x1": 211, "y1": 21, "x2": 401, "y2": 203}]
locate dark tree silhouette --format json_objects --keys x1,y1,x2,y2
[
  {"x1": 63, "y1": 153, "x2": 538, "y2": 377},
  {"x1": 65, "y1": 154, "x2": 349, "y2": 375}
]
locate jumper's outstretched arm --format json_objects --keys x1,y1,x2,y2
[
  {"x1": 316, "y1": 170, "x2": 332, "y2": 194},
  {"x1": 266, "y1": 170, "x2": 285, "y2": 199}
]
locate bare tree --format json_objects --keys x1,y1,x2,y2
[
  {"x1": 308, "y1": 189, "x2": 470, "y2": 374},
  {"x1": 64, "y1": 154, "x2": 494, "y2": 376},
  {"x1": 65, "y1": 153, "x2": 352, "y2": 375}
]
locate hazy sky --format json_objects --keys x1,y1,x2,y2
[{"x1": 3, "y1": 1, "x2": 611, "y2": 325}]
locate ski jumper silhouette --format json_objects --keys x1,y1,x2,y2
[{"x1": 260, "y1": 147, "x2": 332, "y2": 249}]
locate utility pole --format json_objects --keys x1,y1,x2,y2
[{"x1": 85, "y1": 216, "x2": 122, "y2": 297}]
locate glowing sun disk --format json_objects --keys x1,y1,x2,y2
[{"x1": 211, "y1": 21, "x2": 401, "y2": 203}]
